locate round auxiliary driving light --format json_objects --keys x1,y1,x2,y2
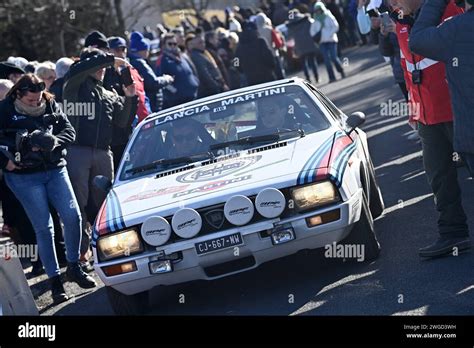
[
  {"x1": 141, "y1": 216, "x2": 171, "y2": 246},
  {"x1": 224, "y1": 195, "x2": 254, "y2": 226},
  {"x1": 171, "y1": 208, "x2": 202, "y2": 238},
  {"x1": 255, "y1": 188, "x2": 286, "y2": 218}
]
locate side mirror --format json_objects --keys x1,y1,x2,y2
[
  {"x1": 93, "y1": 175, "x2": 112, "y2": 193},
  {"x1": 346, "y1": 112, "x2": 366, "y2": 133}
]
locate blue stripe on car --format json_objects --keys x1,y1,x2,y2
[
  {"x1": 330, "y1": 142, "x2": 357, "y2": 187},
  {"x1": 298, "y1": 131, "x2": 345, "y2": 185}
]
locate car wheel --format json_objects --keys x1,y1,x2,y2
[
  {"x1": 105, "y1": 286, "x2": 148, "y2": 315},
  {"x1": 342, "y1": 192, "x2": 381, "y2": 262},
  {"x1": 368, "y1": 162, "x2": 385, "y2": 219}
]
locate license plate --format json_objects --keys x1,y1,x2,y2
[{"x1": 195, "y1": 233, "x2": 243, "y2": 255}]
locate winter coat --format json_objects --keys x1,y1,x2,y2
[
  {"x1": 286, "y1": 13, "x2": 319, "y2": 57},
  {"x1": 0, "y1": 97, "x2": 75, "y2": 174},
  {"x1": 235, "y1": 29, "x2": 276, "y2": 86},
  {"x1": 63, "y1": 53, "x2": 138, "y2": 149},
  {"x1": 156, "y1": 51, "x2": 199, "y2": 108},
  {"x1": 410, "y1": 0, "x2": 474, "y2": 154}
]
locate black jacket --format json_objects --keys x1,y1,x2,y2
[
  {"x1": 235, "y1": 30, "x2": 276, "y2": 86},
  {"x1": 190, "y1": 49, "x2": 227, "y2": 98},
  {"x1": 103, "y1": 67, "x2": 136, "y2": 147},
  {"x1": 0, "y1": 97, "x2": 75, "y2": 174},
  {"x1": 49, "y1": 77, "x2": 65, "y2": 103},
  {"x1": 63, "y1": 53, "x2": 138, "y2": 150}
]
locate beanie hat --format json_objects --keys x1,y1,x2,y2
[
  {"x1": 129, "y1": 31, "x2": 150, "y2": 53},
  {"x1": 85, "y1": 31, "x2": 109, "y2": 49}
]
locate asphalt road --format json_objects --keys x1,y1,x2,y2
[{"x1": 34, "y1": 45, "x2": 474, "y2": 316}]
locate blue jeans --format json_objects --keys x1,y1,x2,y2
[
  {"x1": 320, "y1": 42, "x2": 344, "y2": 81},
  {"x1": 5, "y1": 167, "x2": 82, "y2": 278},
  {"x1": 302, "y1": 53, "x2": 319, "y2": 83}
]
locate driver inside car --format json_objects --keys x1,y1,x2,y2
[
  {"x1": 254, "y1": 96, "x2": 300, "y2": 136},
  {"x1": 168, "y1": 119, "x2": 214, "y2": 158}
]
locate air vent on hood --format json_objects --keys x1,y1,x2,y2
[
  {"x1": 247, "y1": 141, "x2": 288, "y2": 154},
  {"x1": 201, "y1": 152, "x2": 242, "y2": 166},
  {"x1": 155, "y1": 164, "x2": 195, "y2": 179}
]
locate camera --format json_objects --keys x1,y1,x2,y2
[
  {"x1": 412, "y1": 69, "x2": 422, "y2": 85},
  {"x1": 0, "y1": 114, "x2": 59, "y2": 168}
]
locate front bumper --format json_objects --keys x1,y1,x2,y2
[{"x1": 94, "y1": 188, "x2": 363, "y2": 295}]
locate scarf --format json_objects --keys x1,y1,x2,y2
[
  {"x1": 163, "y1": 48, "x2": 182, "y2": 63},
  {"x1": 313, "y1": 2, "x2": 328, "y2": 28},
  {"x1": 14, "y1": 98, "x2": 47, "y2": 117}
]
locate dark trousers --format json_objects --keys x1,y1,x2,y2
[
  {"x1": 418, "y1": 122, "x2": 469, "y2": 238},
  {"x1": 67, "y1": 145, "x2": 114, "y2": 255},
  {"x1": 301, "y1": 52, "x2": 319, "y2": 83}
]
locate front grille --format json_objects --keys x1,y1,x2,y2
[{"x1": 204, "y1": 256, "x2": 256, "y2": 277}]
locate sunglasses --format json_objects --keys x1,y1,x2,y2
[
  {"x1": 167, "y1": 42, "x2": 178, "y2": 47},
  {"x1": 19, "y1": 82, "x2": 46, "y2": 93}
]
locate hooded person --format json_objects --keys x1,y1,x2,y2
[
  {"x1": 234, "y1": 21, "x2": 276, "y2": 86},
  {"x1": 310, "y1": 2, "x2": 345, "y2": 82}
]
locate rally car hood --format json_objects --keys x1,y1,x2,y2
[{"x1": 97, "y1": 128, "x2": 354, "y2": 230}]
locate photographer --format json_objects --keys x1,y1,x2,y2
[
  {"x1": 63, "y1": 48, "x2": 138, "y2": 262},
  {"x1": 0, "y1": 74, "x2": 96, "y2": 304}
]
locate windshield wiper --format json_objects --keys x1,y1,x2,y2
[
  {"x1": 210, "y1": 128, "x2": 305, "y2": 152},
  {"x1": 272, "y1": 128, "x2": 305, "y2": 139},
  {"x1": 126, "y1": 152, "x2": 212, "y2": 175}
]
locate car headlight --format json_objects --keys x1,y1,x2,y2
[
  {"x1": 97, "y1": 228, "x2": 143, "y2": 261},
  {"x1": 291, "y1": 181, "x2": 340, "y2": 211}
]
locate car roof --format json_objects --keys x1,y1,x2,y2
[{"x1": 143, "y1": 77, "x2": 308, "y2": 123}]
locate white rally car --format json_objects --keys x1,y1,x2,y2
[{"x1": 92, "y1": 78, "x2": 384, "y2": 315}]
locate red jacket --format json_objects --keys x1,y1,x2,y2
[
  {"x1": 396, "y1": 1, "x2": 463, "y2": 125},
  {"x1": 130, "y1": 66, "x2": 150, "y2": 123}
]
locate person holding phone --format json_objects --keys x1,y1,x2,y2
[
  {"x1": 63, "y1": 48, "x2": 139, "y2": 266},
  {"x1": 105, "y1": 36, "x2": 151, "y2": 170}
]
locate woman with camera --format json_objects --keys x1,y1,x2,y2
[{"x1": 0, "y1": 74, "x2": 96, "y2": 304}]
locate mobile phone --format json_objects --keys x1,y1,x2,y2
[
  {"x1": 120, "y1": 66, "x2": 134, "y2": 87},
  {"x1": 380, "y1": 12, "x2": 392, "y2": 28}
]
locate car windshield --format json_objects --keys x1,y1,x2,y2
[{"x1": 119, "y1": 85, "x2": 331, "y2": 181}]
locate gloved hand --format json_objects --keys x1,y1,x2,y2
[
  {"x1": 161, "y1": 74, "x2": 174, "y2": 85},
  {"x1": 29, "y1": 130, "x2": 57, "y2": 152}
]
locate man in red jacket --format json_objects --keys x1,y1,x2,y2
[{"x1": 389, "y1": 0, "x2": 471, "y2": 257}]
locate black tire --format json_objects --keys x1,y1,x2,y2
[
  {"x1": 342, "y1": 192, "x2": 381, "y2": 262},
  {"x1": 368, "y1": 163, "x2": 385, "y2": 219},
  {"x1": 105, "y1": 286, "x2": 149, "y2": 315}
]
